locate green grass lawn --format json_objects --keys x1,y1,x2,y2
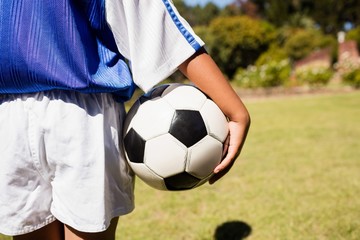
[
  {"x1": 116, "y1": 91, "x2": 360, "y2": 240},
  {"x1": 1, "y1": 91, "x2": 359, "y2": 240}
]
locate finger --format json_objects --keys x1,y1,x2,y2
[
  {"x1": 222, "y1": 135, "x2": 230, "y2": 158},
  {"x1": 214, "y1": 146, "x2": 238, "y2": 174},
  {"x1": 209, "y1": 146, "x2": 238, "y2": 184},
  {"x1": 209, "y1": 158, "x2": 235, "y2": 184},
  {"x1": 215, "y1": 132, "x2": 241, "y2": 173}
]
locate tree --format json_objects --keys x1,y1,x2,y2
[
  {"x1": 202, "y1": 16, "x2": 276, "y2": 78},
  {"x1": 248, "y1": 0, "x2": 360, "y2": 34},
  {"x1": 172, "y1": 0, "x2": 220, "y2": 26},
  {"x1": 346, "y1": 26, "x2": 360, "y2": 50},
  {"x1": 192, "y1": 3, "x2": 220, "y2": 26},
  {"x1": 283, "y1": 29, "x2": 336, "y2": 61},
  {"x1": 310, "y1": 0, "x2": 360, "y2": 34}
]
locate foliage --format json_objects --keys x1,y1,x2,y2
[
  {"x1": 343, "y1": 68, "x2": 360, "y2": 88},
  {"x1": 284, "y1": 29, "x2": 337, "y2": 61},
  {"x1": 233, "y1": 59, "x2": 291, "y2": 88},
  {"x1": 173, "y1": 0, "x2": 352, "y2": 88},
  {"x1": 295, "y1": 66, "x2": 334, "y2": 86},
  {"x1": 274, "y1": 26, "x2": 337, "y2": 63},
  {"x1": 249, "y1": 0, "x2": 360, "y2": 34},
  {"x1": 346, "y1": 26, "x2": 360, "y2": 50},
  {"x1": 188, "y1": 3, "x2": 220, "y2": 26},
  {"x1": 286, "y1": 12, "x2": 316, "y2": 29},
  {"x1": 197, "y1": 3, "x2": 220, "y2": 25},
  {"x1": 173, "y1": 0, "x2": 220, "y2": 26},
  {"x1": 193, "y1": 25, "x2": 214, "y2": 49},
  {"x1": 255, "y1": 43, "x2": 288, "y2": 66},
  {"x1": 204, "y1": 16, "x2": 276, "y2": 79},
  {"x1": 283, "y1": 29, "x2": 315, "y2": 60},
  {"x1": 309, "y1": 1, "x2": 360, "y2": 34},
  {"x1": 262, "y1": 0, "x2": 294, "y2": 27}
]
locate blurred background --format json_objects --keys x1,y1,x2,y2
[{"x1": 170, "y1": 0, "x2": 360, "y2": 91}]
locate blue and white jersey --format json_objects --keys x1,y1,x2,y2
[{"x1": 0, "y1": 0, "x2": 204, "y2": 101}]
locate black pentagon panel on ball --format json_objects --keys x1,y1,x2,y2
[
  {"x1": 169, "y1": 110, "x2": 207, "y2": 147},
  {"x1": 164, "y1": 172, "x2": 201, "y2": 190},
  {"x1": 124, "y1": 128, "x2": 146, "y2": 163}
]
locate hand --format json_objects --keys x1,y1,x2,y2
[
  {"x1": 209, "y1": 117, "x2": 250, "y2": 184},
  {"x1": 178, "y1": 49, "x2": 250, "y2": 184}
]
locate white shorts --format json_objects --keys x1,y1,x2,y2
[{"x1": 0, "y1": 90, "x2": 134, "y2": 236}]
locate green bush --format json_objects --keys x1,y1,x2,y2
[
  {"x1": 284, "y1": 29, "x2": 337, "y2": 61},
  {"x1": 343, "y1": 68, "x2": 360, "y2": 88},
  {"x1": 346, "y1": 26, "x2": 360, "y2": 50},
  {"x1": 205, "y1": 16, "x2": 276, "y2": 78},
  {"x1": 233, "y1": 66, "x2": 259, "y2": 88},
  {"x1": 284, "y1": 29, "x2": 317, "y2": 60},
  {"x1": 255, "y1": 43, "x2": 288, "y2": 66},
  {"x1": 233, "y1": 59, "x2": 291, "y2": 88},
  {"x1": 295, "y1": 67, "x2": 334, "y2": 86}
]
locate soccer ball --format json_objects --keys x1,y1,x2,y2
[{"x1": 123, "y1": 84, "x2": 228, "y2": 191}]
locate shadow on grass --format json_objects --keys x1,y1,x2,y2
[{"x1": 214, "y1": 220, "x2": 252, "y2": 240}]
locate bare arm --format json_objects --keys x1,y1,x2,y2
[{"x1": 178, "y1": 48, "x2": 250, "y2": 183}]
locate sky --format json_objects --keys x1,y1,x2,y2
[{"x1": 184, "y1": 0, "x2": 234, "y2": 8}]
